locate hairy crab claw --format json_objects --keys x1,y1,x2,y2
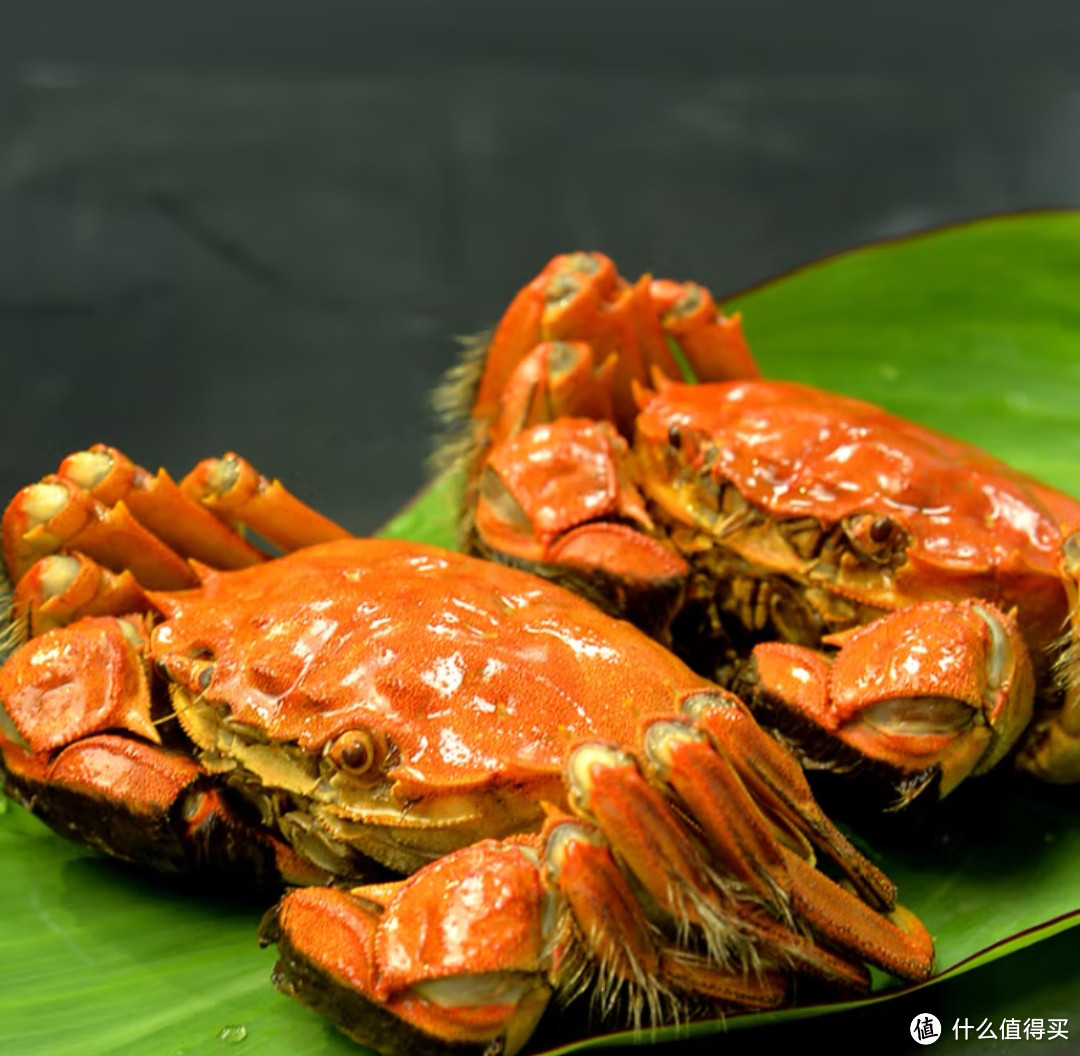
[
  {"x1": 0, "y1": 446, "x2": 933, "y2": 1053},
  {"x1": 450, "y1": 252, "x2": 1080, "y2": 802}
]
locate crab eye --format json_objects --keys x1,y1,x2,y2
[
  {"x1": 868, "y1": 517, "x2": 894, "y2": 544},
  {"x1": 327, "y1": 729, "x2": 381, "y2": 776},
  {"x1": 842, "y1": 513, "x2": 904, "y2": 562}
]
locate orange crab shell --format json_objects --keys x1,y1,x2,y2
[
  {"x1": 634, "y1": 379, "x2": 1080, "y2": 656},
  {"x1": 147, "y1": 539, "x2": 716, "y2": 805}
]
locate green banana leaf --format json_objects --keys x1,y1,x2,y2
[{"x1": 3, "y1": 212, "x2": 1079, "y2": 1055}]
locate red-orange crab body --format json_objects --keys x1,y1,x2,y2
[
  {"x1": 634, "y1": 378, "x2": 1075, "y2": 658},
  {"x1": 0, "y1": 539, "x2": 686, "y2": 875},
  {"x1": 464, "y1": 253, "x2": 1078, "y2": 799},
  {"x1": 143, "y1": 538, "x2": 712, "y2": 869},
  {"x1": 0, "y1": 531, "x2": 934, "y2": 1055},
  {"x1": 634, "y1": 377, "x2": 1080, "y2": 794}
]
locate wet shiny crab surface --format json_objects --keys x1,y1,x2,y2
[
  {"x1": 148, "y1": 538, "x2": 722, "y2": 873},
  {"x1": 3, "y1": 533, "x2": 1080, "y2": 1056},
  {"x1": 0, "y1": 530, "x2": 937, "y2": 1055},
  {"x1": 459, "y1": 246, "x2": 1080, "y2": 804},
  {"x1": 3, "y1": 215, "x2": 1080, "y2": 1054}
]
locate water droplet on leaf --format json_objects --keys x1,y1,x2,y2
[{"x1": 218, "y1": 1025, "x2": 247, "y2": 1044}]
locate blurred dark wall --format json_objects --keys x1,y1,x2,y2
[
  {"x1": 1, "y1": 1, "x2": 1078, "y2": 531},
  {"x1": 3, "y1": 6, "x2": 1080, "y2": 1055}
]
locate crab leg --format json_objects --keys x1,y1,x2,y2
[
  {"x1": 470, "y1": 252, "x2": 627, "y2": 426},
  {"x1": 560, "y1": 705, "x2": 932, "y2": 982},
  {"x1": 2, "y1": 446, "x2": 353, "y2": 637},
  {"x1": 2, "y1": 475, "x2": 197, "y2": 590},
  {"x1": 11, "y1": 553, "x2": 150, "y2": 638},
  {"x1": 263, "y1": 700, "x2": 933, "y2": 1056},
  {"x1": 649, "y1": 278, "x2": 761, "y2": 384},
  {"x1": 180, "y1": 452, "x2": 351, "y2": 553},
  {"x1": 565, "y1": 728, "x2": 930, "y2": 986},
  {"x1": 477, "y1": 341, "x2": 619, "y2": 452},
  {"x1": 545, "y1": 816, "x2": 798, "y2": 1009},
  {"x1": 681, "y1": 690, "x2": 898, "y2": 909},
  {"x1": 58, "y1": 445, "x2": 266, "y2": 569},
  {"x1": 5, "y1": 444, "x2": 273, "y2": 637},
  {"x1": 466, "y1": 253, "x2": 757, "y2": 443},
  {"x1": 2, "y1": 439, "x2": 270, "y2": 599}
]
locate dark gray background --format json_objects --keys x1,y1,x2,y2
[
  {"x1": 3, "y1": 1, "x2": 1079, "y2": 531},
  {"x1": 2, "y1": 3, "x2": 1080, "y2": 1054}
]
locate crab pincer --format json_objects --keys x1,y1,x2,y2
[
  {"x1": 0, "y1": 446, "x2": 933, "y2": 1055},
  {"x1": 456, "y1": 254, "x2": 1080, "y2": 801},
  {"x1": 262, "y1": 688, "x2": 932, "y2": 1056}
]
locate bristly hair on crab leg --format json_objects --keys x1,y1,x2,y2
[
  {"x1": 0, "y1": 565, "x2": 17, "y2": 663},
  {"x1": 1019, "y1": 527, "x2": 1080, "y2": 783},
  {"x1": 451, "y1": 255, "x2": 1080, "y2": 804},
  {"x1": 0, "y1": 435, "x2": 935, "y2": 1056},
  {"x1": 431, "y1": 251, "x2": 759, "y2": 544}
]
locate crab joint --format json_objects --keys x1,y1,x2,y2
[
  {"x1": 20, "y1": 480, "x2": 74, "y2": 526},
  {"x1": 29, "y1": 553, "x2": 81, "y2": 598},
  {"x1": 567, "y1": 741, "x2": 731, "y2": 959},
  {"x1": 642, "y1": 718, "x2": 706, "y2": 777},
  {"x1": 10, "y1": 553, "x2": 150, "y2": 639},
  {"x1": 3, "y1": 479, "x2": 90, "y2": 579},
  {"x1": 681, "y1": 688, "x2": 742, "y2": 719},
  {"x1": 566, "y1": 742, "x2": 635, "y2": 816},
  {"x1": 59, "y1": 448, "x2": 115, "y2": 491},
  {"x1": 265, "y1": 844, "x2": 553, "y2": 1056},
  {"x1": 544, "y1": 820, "x2": 665, "y2": 1017}
]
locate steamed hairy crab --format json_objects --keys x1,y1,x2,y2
[
  {"x1": 0, "y1": 448, "x2": 932, "y2": 1054},
  {"x1": 456, "y1": 252, "x2": 1080, "y2": 804}
]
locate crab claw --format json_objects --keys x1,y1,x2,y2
[
  {"x1": 746, "y1": 600, "x2": 1035, "y2": 801},
  {"x1": 474, "y1": 418, "x2": 688, "y2": 634},
  {"x1": 0, "y1": 615, "x2": 159, "y2": 760},
  {"x1": 262, "y1": 841, "x2": 554, "y2": 1056},
  {"x1": 0, "y1": 615, "x2": 322, "y2": 886},
  {"x1": 263, "y1": 690, "x2": 934, "y2": 1056}
]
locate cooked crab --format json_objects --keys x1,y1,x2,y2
[
  {"x1": 0, "y1": 447, "x2": 933, "y2": 1054},
  {"x1": 454, "y1": 252, "x2": 1080, "y2": 802}
]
